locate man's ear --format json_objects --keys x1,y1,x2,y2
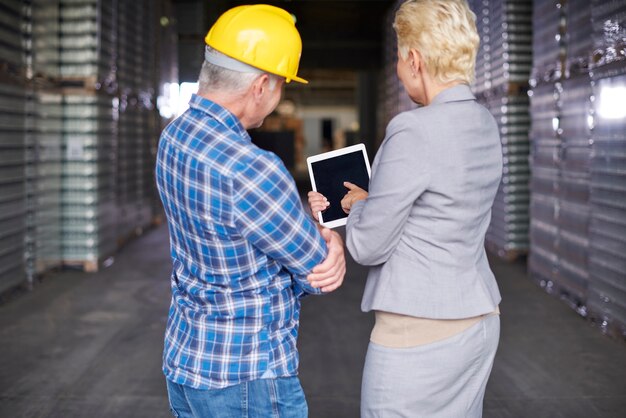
[{"x1": 250, "y1": 74, "x2": 270, "y2": 102}]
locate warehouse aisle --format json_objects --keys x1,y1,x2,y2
[
  {"x1": 0, "y1": 224, "x2": 624, "y2": 418},
  {"x1": 0, "y1": 226, "x2": 172, "y2": 417}
]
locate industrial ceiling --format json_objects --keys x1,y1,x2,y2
[{"x1": 173, "y1": 0, "x2": 395, "y2": 82}]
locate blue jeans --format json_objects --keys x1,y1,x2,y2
[{"x1": 166, "y1": 377, "x2": 308, "y2": 418}]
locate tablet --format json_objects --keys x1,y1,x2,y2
[{"x1": 307, "y1": 143, "x2": 371, "y2": 228}]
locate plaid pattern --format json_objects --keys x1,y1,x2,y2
[{"x1": 156, "y1": 94, "x2": 327, "y2": 389}]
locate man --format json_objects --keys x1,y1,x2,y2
[{"x1": 155, "y1": 5, "x2": 346, "y2": 417}]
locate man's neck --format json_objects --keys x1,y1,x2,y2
[{"x1": 198, "y1": 90, "x2": 252, "y2": 128}]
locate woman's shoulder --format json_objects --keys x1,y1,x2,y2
[
  {"x1": 388, "y1": 106, "x2": 440, "y2": 132},
  {"x1": 381, "y1": 110, "x2": 432, "y2": 158},
  {"x1": 385, "y1": 108, "x2": 433, "y2": 144}
]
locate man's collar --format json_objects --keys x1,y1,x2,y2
[{"x1": 188, "y1": 94, "x2": 251, "y2": 142}]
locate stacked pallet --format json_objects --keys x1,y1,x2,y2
[
  {"x1": 553, "y1": 72, "x2": 593, "y2": 309},
  {"x1": 0, "y1": 82, "x2": 27, "y2": 293},
  {"x1": 529, "y1": 0, "x2": 626, "y2": 337},
  {"x1": 116, "y1": 0, "x2": 159, "y2": 243},
  {"x1": 557, "y1": 1, "x2": 594, "y2": 306},
  {"x1": 58, "y1": 93, "x2": 118, "y2": 270},
  {"x1": 529, "y1": 0, "x2": 593, "y2": 310},
  {"x1": 528, "y1": 0, "x2": 564, "y2": 295},
  {"x1": 469, "y1": 0, "x2": 533, "y2": 260},
  {"x1": 0, "y1": 0, "x2": 175, "y2": 291},
  {"x1": 27, "y1": 0, "x2": 169, "y2": 273},
  {"x1": 587, "y1": 0, "x2": 626, "y2": 336},
  {"x1": 29, "y1": 0, "x2": 118, "y2": 272},
  {"x1": 485, "y1": 93, "x2": 531, "y2": 258},
  {"x1": 31, "y1": 0, "x2": 116, "y2": 87},
  {"x1": 0, "y1": 1, "x2": 28, "y2": 292},
  {"x1": 30, "y1": 91, "x2": 63, "y2": 273}
]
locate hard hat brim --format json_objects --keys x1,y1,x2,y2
[{"x1": 289, "y1": 75, "x2": 308, "y2": 84}]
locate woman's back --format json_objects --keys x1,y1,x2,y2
[
  {"x1": 347, "y1": 84, "x2": 503, "y2": 319},
  {"x1": 401, "y1": 88, "x2": 503, "y2": 269}
]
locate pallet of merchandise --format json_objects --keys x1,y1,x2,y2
[
  {"x1": 35, "y1": 259, "x2": 62, "y2": 275},
  {"x1": 544, "y1": 272, "x2": 589, "y2": 315},
  {"x1": 56, "y1": 75, "x2": 101, "y2": 92},
  {"x1": 61, "y1": 256, "x2": 112, "y2": 273},
  {"x1": 490, "y1": 81, "x2": 531, "y2": 97},
  {"x1": 0, "y1": 68, "x2": 29, "y2": 89},
  {"x1": 0, "y1": 79, "x2": 28, "y2": 293},
  {"x1": 0, "y1": 62, "x2": 28, "y2": 80}
]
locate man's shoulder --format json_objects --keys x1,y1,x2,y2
[{"x1": 161, "y1": 112, "x2": 289, "y2": 183}]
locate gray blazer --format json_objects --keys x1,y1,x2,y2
[{"x1": 346, "y1": 84, "x2": 503, "y2": 319}]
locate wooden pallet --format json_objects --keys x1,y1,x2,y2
[
  {"x1": 63, "y1": 252, "x2": 117, "y2": 273},
  {"x1": 62, "y1": 259, "x2": 101, "y2": 273},
  {"x1": 501, "y1": 81, "x2": 530, "y2": 96},
  {"x1": 37, "y1": 258, "x2": 101, "y2": 274},
  {"x1": 56, "y1": 75, "x2": 100, "y2": 91},
  {"x1": 475, "y1": 82, "x2": 530, "y2": 101},
  {"x1": 35, "y1": 259, "x2": 63, "y2": 275},
  {"x1": 0, "y1": 67, "x2": 28, "y2": 87},
  {"x1": 0, "y1": 61, "x2": 27, "y2": 78}
]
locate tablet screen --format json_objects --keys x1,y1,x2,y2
[{"x1": 308, "y1": 144, "x2": 371, "y2": 228}]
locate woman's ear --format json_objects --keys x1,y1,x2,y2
[{"x1": 408, "y1": 49, "x2": 421, "y2": 76}]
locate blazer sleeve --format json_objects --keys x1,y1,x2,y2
[{"x1": 346, "y1": 113, "x2": 430, "y2": 266}]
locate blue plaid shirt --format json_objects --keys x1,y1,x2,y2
[{"x1": 156, "y1": 94, "x2": 327, "y2": 390}]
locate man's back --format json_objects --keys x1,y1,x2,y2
[{"x1": 156, "y1": 94, "x2": 327, "y2": 390}]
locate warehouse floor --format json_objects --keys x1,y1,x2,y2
[{"x1": 0, "y1": 224, "x2": 625, "y2": 418}]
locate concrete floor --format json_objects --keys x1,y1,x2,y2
[{"x1": 1, "y1": 224, "x2": 625, "y2": 418}]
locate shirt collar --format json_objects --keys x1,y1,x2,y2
[
  {"x1": 430, "y1": 84, "x2": 476, "y2": 105},
  {"x1": 188, "y1": 93, "x2": 251, "y2": 142}
]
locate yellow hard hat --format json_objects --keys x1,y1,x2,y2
[{"x1": 204, "y1": 4, "x2": 307, "y2": 84}]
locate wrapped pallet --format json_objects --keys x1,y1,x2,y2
[{"x1": 469, "y1": 0, "x2": 533, "y2": 259}]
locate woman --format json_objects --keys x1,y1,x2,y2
[{"x1": 309, "y1": 1, "x2": 503, "y2": 416}]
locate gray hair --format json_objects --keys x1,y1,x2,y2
[{"x1": 198, "y1": 47, "x2": 280, "y2": 95}]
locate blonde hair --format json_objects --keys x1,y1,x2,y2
[{"x1": 393, "y1": 0, "x2": 479, "y2": 85}]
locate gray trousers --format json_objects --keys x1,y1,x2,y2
[{"x1": 361, "y1": 314, "x2": 500, "y2": 418}]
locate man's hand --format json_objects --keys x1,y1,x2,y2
[
  {"x1": 307, "y1": 227, "x2": 346, "y2": 292},
  {"x1": 307, "y1": 191, "x2": 330, "y2": 222}
]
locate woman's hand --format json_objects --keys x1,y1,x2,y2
[
  {"x1": 341, "y1": 182, "x2": 368, "y2": 214},
  {"x1": 307, "y1": 191, "x2": 330, "y2": 222}
]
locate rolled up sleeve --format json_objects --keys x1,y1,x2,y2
[{"x1": 233, "y1": 152, "x2": 327, "y2": 295}]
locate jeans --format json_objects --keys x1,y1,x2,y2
[{"x1": 166, "y1": 376, "x2": 308, "y2": 418}]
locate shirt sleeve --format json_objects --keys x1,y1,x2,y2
[
  {"x1": 232, "y1": 152, "x2": 327, "y2": 295},
  {"x1": 346, "y1": 114, "x2": 431, "y2": 266}
]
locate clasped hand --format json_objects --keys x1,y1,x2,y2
[
  {"x1": 307, "y1": 182, "x2": 368, "y2": 220},
  {"x1": 305, "y1": 182, "x2": 367, "y2": 293}
]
